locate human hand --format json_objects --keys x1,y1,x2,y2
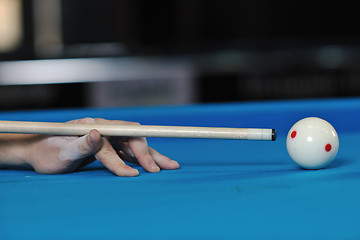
[{"x1": 25, "y1": 118, "x2": 179, "y2": 176}]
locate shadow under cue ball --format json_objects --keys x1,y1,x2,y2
[{"x1": 286, "y1": 117, "x2": 339, "y2": 169}]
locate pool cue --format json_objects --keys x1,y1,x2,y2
[{"x1": 0, "y1": 120, "x2": 277, "y2": 141}]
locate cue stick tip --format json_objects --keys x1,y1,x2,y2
[{"x1": 272, "y1": 129, "x2": 277, "y2": 141}]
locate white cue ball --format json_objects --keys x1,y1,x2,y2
[{"x1": 286, "y1": 117, "x2": 339, "y2": 169}]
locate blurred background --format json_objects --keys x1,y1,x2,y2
[{"x1": 0, "y1": 0, "x2": 360, "y2": 110}]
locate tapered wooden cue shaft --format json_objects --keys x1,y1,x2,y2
[{"x1": 0, "y1": 120, "x2": 277, "y2": 141}]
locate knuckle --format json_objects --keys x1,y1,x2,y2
[
  {"x1": 93, "y1": 117, "x2": 103, "y2": 122},
  {"x1": 78, "y1": 141, "x2": 90, "y2": 154},
  {"x1": 99, "y1": 146, "x2": 116, "y2": 156},
  {"x1": 78, "y1": 117, "x2": 95, "y2": 124},
  {"x1": 126, "y1": 121, "x2": 141, "y2": 126},
  {"x1": 137, "y1": 152, "x2": 153, "y2": 162}
]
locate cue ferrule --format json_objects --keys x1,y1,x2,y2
[{"x1": 0, "y1": 120, "x2": 276, "y2": 141}]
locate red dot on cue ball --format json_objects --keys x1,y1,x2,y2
[
  {"x1": 325, "y1": 144, "x2": 332, "y2": 152},
  {"x1": 291, "y1": 131, "x2": 297, "y2": 138}
]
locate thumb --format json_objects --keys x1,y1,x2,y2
[
  {"x1": 60, "y1": 129, "x2": 103, "y2": 161},
  {"x1": 78, "y1": 129, "x2": 103, "y2": 157}
]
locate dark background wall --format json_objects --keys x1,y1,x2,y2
[{"x1": 1, "y1": 0, "x2": 359, "y2": 110}]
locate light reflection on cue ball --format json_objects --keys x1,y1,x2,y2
[{"x1": 286, "y1": 117, "x2": 339, "y2": 169}]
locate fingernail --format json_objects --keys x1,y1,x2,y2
[
  {"x1": 131, "y1": 169, "x2": 139, "y2": 176},
  {"x1": 88, "y1": 134, "x2": 93, "y2": 145},
  {"x1": 172, "y1": 160, "x2": 180, "y2": 168},
  {"x1": 128, "y1": 150, "x2": 135, "y2": 158},
  {"x1": 151, "y1": 162, "x2": 160, "y2": 172}
]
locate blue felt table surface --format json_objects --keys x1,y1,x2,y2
[{"x1": 1, "y1": 98, "x2": 360, "y2": 240}]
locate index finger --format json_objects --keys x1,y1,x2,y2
[{"x1": 95, "y1": 137, "x2": 139, "y2": 177}]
